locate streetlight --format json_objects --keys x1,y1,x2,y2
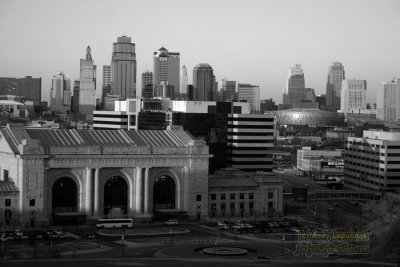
[
  {"x1": 281, "y1": 234, "x2": 285, "y2": 256},
  {"x1": 169, "y1": 227, "x2": 172, "y2": 247}
]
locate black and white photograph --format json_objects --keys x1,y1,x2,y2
[{"x1": 0, "y1": 0, "x2": 400, "y2": 266}]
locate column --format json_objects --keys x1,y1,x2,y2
[
  {"x1": 143, "y1": 168, "x2": 150, "y2": 214},
  {"x1": 135, "y1": 167, "x2": 143, "y2": 214},
  {"x1": 93, "y1": 168, "x2": 100, "y2": 216},
  {"x1": 85, "y1": 168, "x2": 92, "y2": 215}
]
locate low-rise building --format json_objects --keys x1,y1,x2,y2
[{"x1": 208, "y1": 169, "x2": 284, "y2": 220}]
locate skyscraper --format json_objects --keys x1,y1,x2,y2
[
  {"x1": 340, "y1": 79, "x2": 367, "y2": 113},
  {"x1": 0, "y1": 76, "x2": 41, "y2": 105},
  {"x1": 141, "y1": 71, "x2": 153, "y2": 98},
  {"x1": 50, "y1": 72, "x2": 71, "y2": 113},
  {"x1": 221, "y1": 78, "x2": 236, "y2": 102},
  {"x1": 326, "y1": 62, "x2": 345, "y2": 111},
  {"x1": 72, "y1": 80, "x2": 80, "y2": 113},
  {"x1": 376, "y1": 78, "x2": 400, "y2": 122},
  {"x1": 79, "y1": 46, "x2": 97, "y2": 116},
  {"x1": 180, "y1": 65, "x2": 188, "y2": 96},
  {"x1": 193, "y1": 63, "x2": 214, "y2": 101},
  {"x1": 102, "y1": 65, "x2": 111, "y2": 97},
  {"x1": 237, "y1": 83, "x2": 260, "y2": 113},
  {"x1": 111, "y1": 36, "x2": 137, "y2": 99},
  {"x1": 283, "y1": 64, "x2": 305, "y2": 107},
  {"x1": 153, "y1": 47, "x2": 180, "y2": 98}
]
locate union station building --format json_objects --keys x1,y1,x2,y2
[{"x1": 0, "y1": 125, "x2": 210, "y2": 226}]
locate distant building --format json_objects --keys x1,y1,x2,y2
[
  {"x1": 111, "y1": 36, "x2": 137, "y2": 99},
  {"x1": 193, "y1": 64, "x2": 214, "y2": 101},
  {"x1": 221, "y1": 79, "x2": 236, "y2": 102},
  {"x1": 79, "y1": 46, "x2": 97, "y2": 118},
  {"x1": 153, "y1": 47, "x2": 180, "y2": 98},
  {"x1": 260, "y1": 99, "x2": 277, "y2": 112},
  {"x1": 305, "y1": 88, "x2": 316, "y2": 102},
  {"x1": 326, "y1": 62, "x2": 345, "y2": 111},
  {"x1": 340, "y1": 79, "x2": 367, "y2": 113},
  {"x1": 0, "y1": 100, "x2": 28, "y2": 118},
  {"x1": 227, "y1": 114, "x2": 275, "y2": 172},
  {"x1": 237, "y1": 84, "x2": 260, "y2": 113},
  {"x1": 297, "y1": 147, "x2": 343, "y2": 179},
  {"x1": 344, "y1": 130, "x2": 400, "y2": 190},
  {"x1": 376, "y1": 78, "x2": 400, "y2": 122},
  {"x1": 283, "y1": 64, "x2": 305, "y2": 107},
  {"x1": 141, "y1": 71, "x2": 153, "y2": 98},
  {"x1": 326, "y1": 127, "x2": 355, "y2": 142},
  {"x1": 0, "y1": 76, "x2": 41, "y2": 105},
  {"x1": 316, "y1": 94, "x2": 326, "y2": 110},
  {"x1": 180, "y1": 65, "x2": 188, "y2": 97},
  {"x1": 102, "y1": 65, "x2": 111, "y2": 97},
  {"x1": 72, "y1": 80, "x2": 80, "y2": 113},
  {"x1": 50, "y1": 72, "x2": 71, "y2": 113},
  {"x1": 208, "y1": 169, "x2": 284, "y2": 219}
]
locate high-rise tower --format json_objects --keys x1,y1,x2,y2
[
  {"x1": 153, "y1": 47, "x2": 180, "y2": 98},
  {"x1": 283, "y1": 64, "x2": 305, "y2": 107},
  {"x1": 237, "y1": 83, "x2": 260, "y2": 113},
  {"x1": 376, "y1": 78, "x2": 400, "y2": 122},
  {"x1": 141, "y1": 70, "x2": 153, "y2": 98},
  {"x1": 102, "y1": 65, "x2": 111, "y2": 97},
  {"x1": 111, "y1": 36, "x2": 137, "y2": 99},
  {"x1": 193, "y1": 63, "x2": 214, "y2": 101},
  {"x1": 340, "y1": 79, "x2": 367, "y2": 113},
  {"x1": 221, "y1": 78, "x2": 236, "y2": 102},
  {"x1": 79, "y1": 46, "x2": 97, "y2": 116},
  {"x1": 326, "y1": 62, "x2": 345, "y2": 111},
  {"x1": 50, "y1": 72, "x2": 71, "y2": 113},
  {"x1": 180, "y1": 65, "x2": 188, "y2": 96}
]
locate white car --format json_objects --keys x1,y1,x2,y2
[{"x1": 164, "y1": 219, "x2": 178, "y2": 226}]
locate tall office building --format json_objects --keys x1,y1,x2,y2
[
  {"x1": 180, "y1": 65, "x2": 188, "y2": 96},
  {"x1": 50, "y1": 72, "x2": 71, "y2": 113},
  {"x1": 326, "y1": 62, "x2": 345, "y2": 111},
  {"x1": 79, "y1": 46, "x2": 97, "y2": 116},
  {"x1": 111, "y1": 36, "x2": 137, "y2": 99},
  {"x1": 72, "y1": 80, "x2": 80, "y2": 113},
  {"x1": 221, "y1": 79, "x2": 236, "y2": 102},
  {"x1": 102, "y1": 65, "x2": 111, "y2": 97},
  {"x1": 305, "y1": 88, "x2": 316, "y2": 102},
  {"x1": 193, "y1": 63, "x2": 214, "y2": 101},
  {"x1": 153, "y1": 47, "x2": 180, "y2": 98},
  {"x1": 376, "y1": 78, "x2": 400, "y2": 122},
  {"x1": 228, "y1": 114, "x2": 275, "y2": 172},
  {"x1": 0, "y1": 76, "x2": 41, "y2": 105},
  {"x1": 237, "y1": 84, "x2": 260, "y2": 113},
  {"x1": 283, "y1": 64, "x2": 305, "y2": 107},
  {"x1": 141, "y1": 71, "x2": 153, "y2": 98},
  {"x1": 340, "y1": 79, "x2": 367, "y2": 113}
]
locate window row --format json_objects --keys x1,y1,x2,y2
[{"x1": 210, "y1": 192, "x2": 254, "y2": 201}]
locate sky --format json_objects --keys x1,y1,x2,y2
[{"x1": 0, "y1": 0, "x2": 399, "y2": 104}]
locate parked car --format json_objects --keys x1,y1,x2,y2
[
  {"x1": 217, "y1": 221, "x2": 226, "y2": 227},
  {"x1": 164, "y1": 219, "x2": 178, "y2": 226}
]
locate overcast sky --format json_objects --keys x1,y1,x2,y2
[{"x1": 0, "y1": 0, "x2": 399, "y2": 103}]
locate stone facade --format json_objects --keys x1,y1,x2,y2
[{"x1": 0, "y1": 125, "x2": 210, "y2": 226}]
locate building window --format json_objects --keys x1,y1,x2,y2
[
  {"x1": 3, "y1": 169, "x2": 9, "y2": 181},
  {"x1": 268, "y1": 201, "x2": 273, "y2": 209},
  {"x1": 239, "y1": 193, "x2": 244, "y2": 199},
  {"x1": 196, "y1": 195, "x2": 201, "y2": 202},
  {"x1": 5, "y1": 199, "x2": 11, "y2": 206},
  {"x1": 249, "y1": 193, "x2": 254, "y2": 200},
  {"x1": 268, "y1": 192, "x2": 274, "y2": 199},
  {"x1": 211, "y1": 194, "x2": 216, "y2": 200},
  {"x1": 29, "y1": 199, "x2": 35, "y2": 207},
  {"x1": 230, "y1": 203, "x2": 235, "y2": 216},
  {"x1": 230, "y1": 193, "x2": 235, "y2": 200},
  {"x1": 220, "y1": 193, "x2": 226, "y2": 200},
  {"x1": 249, "y1": 202, "x2": 254, "y2": 210}
]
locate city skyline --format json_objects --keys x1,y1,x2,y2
[{"x1": 1, "y1": 0, "x2": 399, "y2": 104}]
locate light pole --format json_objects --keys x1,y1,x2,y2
[{"x1": 281, "y1": 234, "x2": 285, "y2": 256}]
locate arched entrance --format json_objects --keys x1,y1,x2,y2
[
  {"x1": 153, "y1": 175, "x2": 175, "y2": 209},
  {"x1": 104, "y1": 176, "x2": 128, "y2": 217},
  {"x1": 52, "y1": 177, "x2": 78, "y2": 213}
]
